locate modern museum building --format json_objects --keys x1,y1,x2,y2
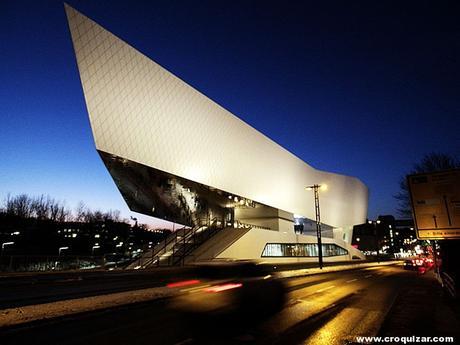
[{"x1": 65, "y1": 4, "x2": 368, "y2": 267}]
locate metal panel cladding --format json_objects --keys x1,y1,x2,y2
[{"x1": 65, "y1": 4, "x2": 368, "y2": 228}]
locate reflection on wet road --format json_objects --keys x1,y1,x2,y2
[{"x1": 0, "y1": 264, "x2": 418, "y2": 345}]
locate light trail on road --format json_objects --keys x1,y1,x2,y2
[{"x1": 0, "y1": 263, "x2": 416, "y2": 345}]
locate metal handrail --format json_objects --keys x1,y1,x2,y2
[
  {"x1": 172, "y1": 217, "x2": 220, "y2": 265},
  {"x1": 153, "y1": 226, "x2": 187, "y2": 257},
  {"x1": 137, "y1": 225, "x2": 190, "y2": 268},
  {"x1": 143, "y1": 217, "x2": 220, "y2": 268}
]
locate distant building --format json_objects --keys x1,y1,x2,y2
[{"x1": 352, "y1": 215, "x2": 418, "y2": 257}]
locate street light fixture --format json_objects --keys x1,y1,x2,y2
[
  {"x1": 1, "y1": 242, "x2": 14, "y2": 255},
  {"x1": 58, "y1": 246, "x2": 69, "y2": 256},
  {"x1": 305, "y1": 184, "x2": 326, "y2": 269},
  {"x1": 92, "y1": 245, "x2": 100, "y2": 255}
]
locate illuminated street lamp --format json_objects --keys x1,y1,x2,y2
[
  {"x1": 92, "y1": 245, "x2": 100, "y2": 255},
  {"x1": 58, "y1": 246, "x2": 69, "y2": 256},
  {"x1": 305, "y1": 184, "x2": 327, "y2": 269},
  {"x1": 1, "y1": 242, "x2": 15, "y2": 255}
]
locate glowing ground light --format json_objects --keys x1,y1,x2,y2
[{"x1": 203, "y1": 283, "x2": 243, "y2": 293}]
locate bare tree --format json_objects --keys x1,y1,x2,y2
[
  {"x1": 31, "y1": 195, "x2": 51, "y2": 220},
  {"x1": 92, "y1": 210, "x2": 104, "y2": 222},
  {"x1": 111, "y1": 209, "x2": 121, "y2": 222},
  {"x1": 2, "y1": 193, "x2": 122, "y2": 224},
  {"x1": 49, "y1": 197, "x2": 61, "y2": 222},
  {"x1": 5, "y1": 194, "x2": 33, "y2": 218},
  {"x1": 55, "y1": 203, "x2": 71, "y2": 222},
  {"x1": 74, "y1": 201, "x2": 87, "y2": 222},
  {"x1": 4, "y1": 193, "x2": 13, "y2": 214},
  {"x1": 1, "y1": 193, "x2": 72, "y2": 222},
  {"x1": 102, "y1": 209, "x2": 121, "y2": 222},
  {"x1": 395, "y1": 152, "x2": 460, "y2": 217}
]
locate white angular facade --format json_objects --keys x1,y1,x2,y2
[{"x1": 65, "y1": 4, "x2": 368, "y2": 263}]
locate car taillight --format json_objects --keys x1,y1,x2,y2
[{"x1": 167, "y1": 279, "x2": 200, "y2": 288}]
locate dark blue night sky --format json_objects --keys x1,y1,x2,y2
[{"x1": 1, "y1": 0, "x2": 459, "y2": 227}]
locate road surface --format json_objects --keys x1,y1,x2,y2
[{"x1": 0, "y1": 264, "x2": 419, "y2": 345}]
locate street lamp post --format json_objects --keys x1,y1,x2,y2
[
  {"x1": 368, "y1": 220, "x2": 381, "y2": 262},
  {"x1": 306, "y1": 184, "x2": 325, "y2": 269},
  {"x1": 431, "y1": 240, "x2": 439, "y2": 275}
]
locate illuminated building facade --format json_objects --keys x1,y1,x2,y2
[{"x1": 65, "y1": 4, "x2": 368, "y2": 264}]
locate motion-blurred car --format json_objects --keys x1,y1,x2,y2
[
  {"x1": 424, "y1": 257, "x2": 434, "y2": 269},
  {"x1": 403, "y1": 258, "x2": 420, "y2": 270},
  {"x1": 403, "y1": 257, "x2": 434, "y2": 271},
  {"x1": 167, "y1": 261, "x2": 286, "y2": 320}
]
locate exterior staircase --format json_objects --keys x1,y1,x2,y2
[{"x1": 127, "y1": 218, "x2": 223, "y2": 269}]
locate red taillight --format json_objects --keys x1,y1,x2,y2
[
  {"x1": 167, "y1": 279, "x2": 200, "y2": 288},
  {"x1": 204, "y1": 283, "x2": 243, "y2": 293}
]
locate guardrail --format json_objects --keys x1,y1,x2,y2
[{"x1": 442, "y1": 271, "x2": 457, "y2": 299}]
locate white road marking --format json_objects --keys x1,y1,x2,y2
[
  {"x1": 346, "y1": 279, "x2": 357, "y2": 283},
  {"x1": 316, "y1": 285, "x2": 335, "y2": 293}
]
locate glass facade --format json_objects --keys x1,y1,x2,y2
[
  {"x1": 261, "y1": 243, "x2": 348, "y2": 257},
  {"x1": 99, "y1": 151, "x2": 275, "y2": 228}
]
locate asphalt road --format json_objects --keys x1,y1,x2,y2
[
  {"x1": 0, "y1": 268, "x2": 190, "y2": 309},
  {"x1": 0, "y1": 261, "x2": 380, "y2": 309},
  {"x1": 0, "y1": 264, "x2": 417, "y2": 345}
]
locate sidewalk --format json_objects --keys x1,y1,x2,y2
[
  {"x1": 0, "y1": 285, "x2": 175, "y2": 329},
  {"x1": 379, "y1": 270, "x2": 460, "y2": 338}
]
